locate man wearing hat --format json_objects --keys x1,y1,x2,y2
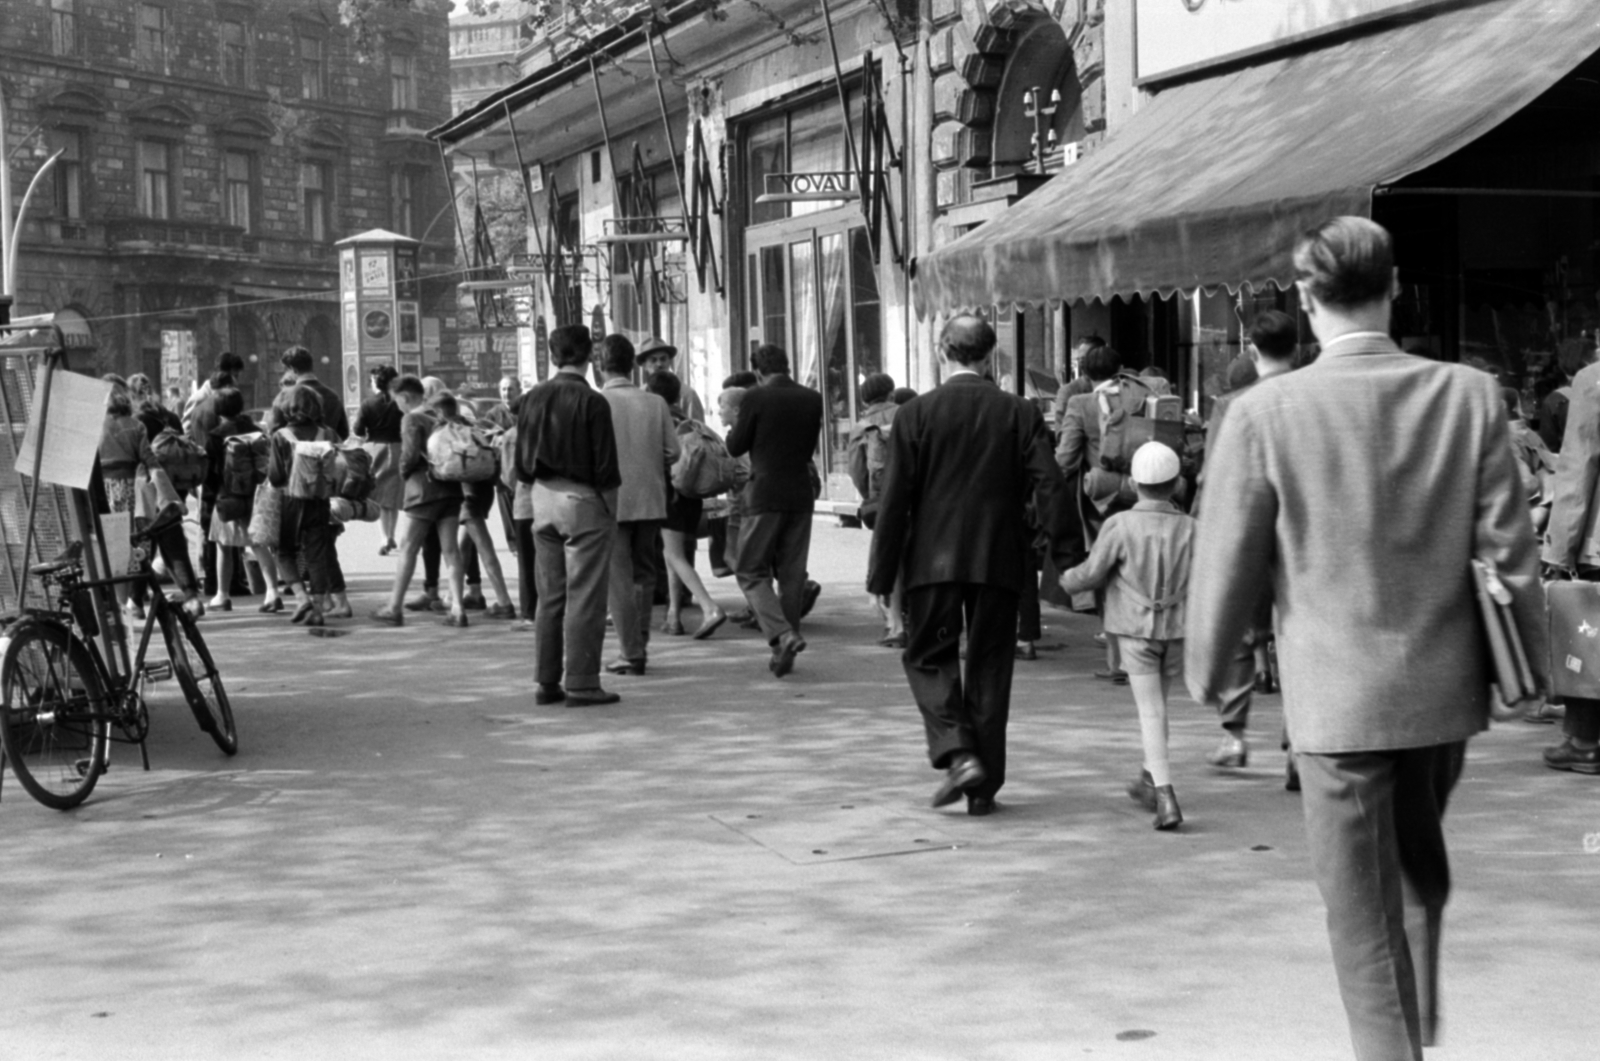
[{"x1": 637, "y1": 337, "x2": 705, "y2": 424}]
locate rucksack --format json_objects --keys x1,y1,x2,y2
[
  {"x1": 280, "y1": 432, "x2": 336, "y2": 500},
  {"x1": 426, "y1": 420, "x2": 497, "y2": 483},
  {"x1": 149, "y1": 428, "x2": 208, "y2": 494},
  {"x1": 847, "y1": 421, "x2": 891, "y2": 505},
  {"x1": 215, "y1": 431, "x2": 268, "y2": 522},
  {"x1": 493, "y1": 424, "x2": 519, "y2": 492},
  {"x1": 671, "y1": 420, "x2": 739, "y2": 500},
  {"x1": 1096, "y1": 373, "x2": 1186, "y2": 475},
  {"x1": 331, "y1": 443, "x2": 375, "y2": 501}
]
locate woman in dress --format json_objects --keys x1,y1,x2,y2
[
  {"x1": 354, "y1": 363, "x2": 404, "y2": 555},
  {"x1": 647, "y1": 371, "x2": 727, "y2": 639}
]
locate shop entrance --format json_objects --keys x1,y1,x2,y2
[{"x1": 745, "y1": 210, "x2": 883, "y2": 502}]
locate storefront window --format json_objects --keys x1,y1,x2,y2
[
  {"x1": 850, "y1": 227, "x2": 882, "y2": 382},
  {"x1": 743, "y1": 91, "x2": 862, "y2": 226}
]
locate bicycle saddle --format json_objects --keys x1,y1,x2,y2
[{"x1": 29, "y1": 540, "x2": 83, "y2": 576}]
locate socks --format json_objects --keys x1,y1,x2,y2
[{"x1": 1129, "y1": 673, "x2": 1172, "y2": 788}]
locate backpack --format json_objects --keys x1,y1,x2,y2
[
  {"x1": 331, "y1": 443, "x2": 375, "y2": 501},
  {"x1": 426, "y1": 420, "x2": 497, "y2": 483},
  {"x1": 149, "y1": 428, "x2": 209, "y2": 494},
  {"x1": 847, "y1": 421, "x2": 891, "y2": 504},
  {"x1": 215, "y1": 431, "x2": 268, "y2": 523},
  {"x1": 671, "y1": 420, "x2": 739, "y2": 500},
  {"x1": 494, "y1": 424, "x2": 519, "y2": 492},
  {"x1": 1095, "y1": 373, "x2": 1186, "y2": 475},
  {"x1": 281, "y1": 433, "x2": 336, "y2": 500}
]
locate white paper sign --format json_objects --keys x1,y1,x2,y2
[
  {"x1": 14, "y1": 367, "x2": 114, "y2": 491},
  {"x1": 101, "y1": 510, "x2": 131, "y2": 578}
]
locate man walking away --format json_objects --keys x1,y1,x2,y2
[
  {"x1": 598, "y1": 334, "x2": 680, "y2": 676},
  {"x1": 726, "y1": 344, "x2": 823, "y2": 677},
  {"x1": 1188, "y1": 217, "x2": 1545, "y2": 1060},
  {"x1": 868, "y1": 316, "x2": 1080, "y2": 816},
  {"x1": 517, "y1": 325, "x2": 623, "y2": 707}
]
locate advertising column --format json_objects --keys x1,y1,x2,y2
[{"x1": 336, "y1": 229, "x2": 423, "y2": 408}]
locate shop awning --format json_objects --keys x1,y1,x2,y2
[{"x1": 914, "y1": 0, "x2": 1600, "y2": 318}]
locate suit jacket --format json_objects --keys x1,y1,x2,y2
[
  {"x1": 724, "y1": 374, "x2": 823, "y2": 514},
  {"x1": 1186, "y1": 334, "x2": 1547, "y2": 754},
  {"x1": 867, "y1": 372, "x2": 1080, "y2": 596},
  {"x1": 1544, "y1": 362, "x2": 1600, "y2": 568},
  {"x1": 601, "y1": 379, "x2": 680, "y2": 523}
]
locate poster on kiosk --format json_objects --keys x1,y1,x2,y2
[{"x1": 336, "y1": 229, "x2": 421, "y2": 409}]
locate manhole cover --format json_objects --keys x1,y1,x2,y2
[{"x1": 711, "y1": 803, "x2": 963, "y2": 864}]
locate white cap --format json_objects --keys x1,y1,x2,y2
[{"x1": 1130, "y1": 441, "x2": 1181, "y2": 485}]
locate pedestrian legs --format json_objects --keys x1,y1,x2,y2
[{"x1": 533, "y1": 479, "x2": 616, "y2": 692}]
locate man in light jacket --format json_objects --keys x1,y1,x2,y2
[
  {"x1": 598, "y1": 334, "x2": 680, "y2": 675},
  {"x1": 1188, "y1": 217, "x2": 1545, "y2": 1061}
]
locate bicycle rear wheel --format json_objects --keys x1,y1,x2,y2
[
  {"x1": 0, "y1": 620, "x2": 109, "y2": 810},
  {"x1": 165, "y1": 610, "x2": 237, "y2": 755}
]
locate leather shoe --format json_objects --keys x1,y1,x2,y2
[
  {"x1": 1094, "y1": 668, "x2": 1129, "y2": 685},
  {"x1": 534, "y1": 683, "x2": 566, "y2": 705},
  {"x1": 461, "y1": 590, "x2": 487, "y2": 611},
  {"x1": 1253, "y1": 671, "x2": 1277, "y2": 694},
  {"x1": 1285, "y1": 755, "x2": 1302, "y2": 792},
  {"x1": 931, "y1": 753, "x2": 986, "y2": 808},
  {"x1": 1206, "y1": 734, "x2": 1248, "y2": 769},
  {"x1": 967, "y1": 795, "x2": 996, "y2": 817},
  {"x1": 566, "y1": 688, "x2": 621, "y2": 707},
  {"x1": 1015, "y1": 641, "x2": 1037, "y2": 661},
  {"x1": 800, "y1": 579, "x2": 821, "y2": 618},
  {"x1": 1543, "y1": 736, "x2": 1600, "y2": 774},
  {"x1": 1154, "y1": 785, "x2": 1183, "y2": 830},
  {"x1": 605, "y1": 658, "x2": 646, "y2": 676},
  {"x1": 770, "y1": 631, "x2": 806, "y2": 677},
  {"x1": 1126, "y1": 769, "x2": 1158, "y2": 811},
  {"x1": 1523, "y1": 701, "x2": 1565, "y2": 724}
]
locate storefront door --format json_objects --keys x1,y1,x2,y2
[{"x1": 746, "y1": 215, "x2": 882, "y2": 504}]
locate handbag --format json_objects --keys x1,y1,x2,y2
[
  {"x1": 1471, "y1": 559, "x2": 1538, "y2": 704},
  {"x1": 1544, "y1": 576, "x2": 1600, "y2": 699}
]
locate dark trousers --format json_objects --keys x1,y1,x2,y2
[
  {"x1": 424, "y1": 523, "x2": 480, "y2": 592},
  {"x1": 903, "y1": 582, "x2": 1019, "y2": 801},
  {"x1": 1562, "y1": 697, "x2": 1600, "y2": 742},
  {"x1": 1218, "y1": 637, "x2": 1256, "y2": 732},
  {"x1": 608, "y1": 519, "x2": 660, "y2": 662},
  {"x1": 1298, "y1": 741, "x2": 1466, "y2": 1061},
  {"x1": 1017, "y1": 548, "x2": 1042, "y2": 643},
  {"x1": 513, "y1": 517, "x2": 537, "y2": 621},
  {"x1": 735, "y1": 509, "x2": 812, "y2": 644}
]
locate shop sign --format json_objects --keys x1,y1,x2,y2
[
  {"x1": 159, "y1": 329, "x2": 195, "y2": 391},
  {"x1": 1135, "y1": 0, "x2": 1455, "y2": 84}
]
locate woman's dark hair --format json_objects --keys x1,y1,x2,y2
[
  {"x1": 752, "y1": 344, "x2": 790, "y2": 375},
  {"x1": 429, "y1": 391, "x2": 461, "y2": 422},
  {"x1": 860, "y1": 373, "x2": 895, "y2": 406},
  {"x1": 723, "y1": 370, "x2": 759, "y2": 389},
  {"x1": 891, "y1": 386, "x2": 917, "y2": 405},
  {"x1": 599, "y1": 334, "x2": 637, "y2": 376},
  {"x1": 209, "y1": 369, "x2": 234, "y2": 390},
  {"x1": 218, "y1": 351, "x2": 244, "y2": 374},
  {"x1": 1081, "y1": 345, "x2": 1123, "y2": 381},
  {"x1": 370, "y1": 363, "x2": 399, "y2": 391},
  {"x1": 285, "y1": 383, "x2": 324, "y2": 425},
  {"x1": 648, "y1": 369, "x2": 683, "y2": 410},
  {"x1": 214, "y1": 386, "x2": 244, "y2": 419},
  {"x1": 1502, "y1": 387, "x2": 1523, "y2": 422},
  {"x1": 281, "y1": 345, "x2": 314, "y2": 374},
  {"x1": 104, "y1": 374, "x2": 132, "y2": 417}
]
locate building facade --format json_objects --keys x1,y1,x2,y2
[{"x1": 1, "y1": 0, "x2": 458, "y2": 408}]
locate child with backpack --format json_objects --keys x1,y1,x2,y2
[
  {"x1": 370, "y1": 376, "x2": 469, "y2": 628},
  {"x1": 1059, "y1": 441, "x2": 1195, "y2": 831},
  {"x1": 202, "y1": 387, "x2": 260, "y2": 611},
  {"x1": 846, "y1": 372, "x2": 904, "y2": 647},
  {"x1": 265, "y1": 384, "x2": 341, "y2": 628},
  {"x1": 435, "y1": 392, "x2": 516, "y2": 619}
]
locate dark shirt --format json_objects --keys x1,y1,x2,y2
[
  {"x1": 515, "y1": 371, "x2": 620, "y2": 491},
  {"x1": 725, "y1": 374, "x2": 825, "y2": 514},
  {"x1": 136, "y1": 403, "x2": 181, "y2": 442},
  {"x1": 1540, "y1": 386, "x2": 1572, "y2": 453},
  {"x1": 354, "y1": 393, "x2": 404, "y2": 443}
]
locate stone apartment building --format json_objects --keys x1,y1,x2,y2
[{"x1": 0, "y1": 0, "x2": 456, "y2": 408}]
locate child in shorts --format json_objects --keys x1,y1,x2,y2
[{"x1": 1059, "y1": 441, "x2": 1195, "y2": 830}]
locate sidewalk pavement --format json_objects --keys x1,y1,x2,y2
[{"x1": 2, "y1": 518, "x2": 1595, "y2": 1060}]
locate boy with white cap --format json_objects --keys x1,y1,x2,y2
[{"x1": 1059, "y1": 441, "x2": 1196, "y2": 829}]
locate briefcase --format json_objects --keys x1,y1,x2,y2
[
  {"x1": 1471, "y1": 559, "x2": 1537, "y2": 704},
  {"x1": 1545, "y1": 578, "x2": 1600, "y2": 699}
]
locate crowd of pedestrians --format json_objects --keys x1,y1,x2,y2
[{"x1": 92, "y1": 216, "x2": 1577, "y2": 1061}]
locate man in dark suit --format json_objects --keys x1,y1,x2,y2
[
  {"x1": 867, "y1": 316, "x2": 1080, "y2": 815},
  {"x1": 725, "y1": 344, "x2": 824, "y2": 677},
  {"x1": 1188, "y1": 217, "x2": 1546, "y2": 1061}
]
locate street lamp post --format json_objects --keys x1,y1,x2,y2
[{"x1": 0, "y1": 85, "x2": 65, "y2": 299}]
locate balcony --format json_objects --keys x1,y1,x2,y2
[{"x1": 107, "y1": 218, "x2": 259, "y2": 258}]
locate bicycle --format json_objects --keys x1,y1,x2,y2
[{"x1": 0, "y1": 514, "x2": 238, "y2": 810}]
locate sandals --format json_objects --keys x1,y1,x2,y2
[
  {"x1": 258, "y1": 597, "x2": 284, "y2": 614},
  {"x1": 691, "y1": 609, "x2": 727, "y2": 641},
  {"x1": 290, "y1": 600, "x2": 316, "y2": 625},
  {"x1": 370, "y1": 609, "x2": 404, "y2": 627}
]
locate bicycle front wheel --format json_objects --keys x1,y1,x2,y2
[
  {"x1": 0, "y1": 620, "x2": 109, "y2": 810},
  {"x1": 165, "y1": 611, "x2": 237, "y2": 755}
]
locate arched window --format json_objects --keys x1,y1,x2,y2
[{"x1": 991, "y1": 18, "x2": 1085, "y2": 178}]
